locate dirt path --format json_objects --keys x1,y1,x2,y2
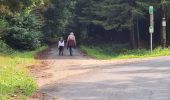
[
  {"x1": 30, "y1": 46, "x2": 125, "y2": 99},
  {"x1": 30, "y1": 45, "x2": 170, "y2": 100}
]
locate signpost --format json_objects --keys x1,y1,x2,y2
[
  {"x1": 149, "y1": 6, "x2": 154, "y2": 52},
  {"x1": 149, "y1": 6, "x2": 154, "y2": 14}
]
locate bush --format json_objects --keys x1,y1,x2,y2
[
  {"x1": 4, "y1": 27, "x2": 42, "y2": 50},
  {"x1": 0, "y1": 19, "x2": 8, "y2": 29},
  {"x1": 0, "y1": 19, "x2": 8, "y2": 37},
  {"x1": 22, "y1": 14, "x2": 42, "y2": 30},
  {"x1": 2, "y1": 14, "x2": 44, "y2": 50},
  {"x1": 0, "y1": 40, "x2": 14, "y2": 54}
]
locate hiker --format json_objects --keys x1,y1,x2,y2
[
  {"x1": 67, "y1": 32, "x2": 76, "y2": 56},
  {"x1": 58, "y1": 37, "x2": 64, "y2": 56}
]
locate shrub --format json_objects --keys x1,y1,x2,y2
[
  {"x1": 4, "y1": 27, "x2": 42, "y2": 50},
  {"x1": 0, "y1": 40, "x2": 14, "y2": 54},
  {"x1": 22, "y1": 14, "x2": 42, "y2": 30},
  {"x1": 0, "y1": 19, "x2": 8, "y2": 29},
  {"x1": 8, "y1": 14, "x2": 42, "y2": 31},
  {"x1": 0, "y1": 19, "x2": 8, "y2": 37},
  {"x1": 2, "y1": 14, "x2": 44, "y2": 50}
]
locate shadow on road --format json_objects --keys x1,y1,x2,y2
[
  {"x1": 40, "y1": 72, "x2": 170, "y2": 100},
  {"x1": 31, "y1": 45, "x2": 170, "y2": 100},
  {"x1": 38, "y1": 56, "x2": 170, "y2": 100}
]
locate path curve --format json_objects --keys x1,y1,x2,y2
[{"x1": 30, "y1": 45, "x2": 170, "y2": 100}]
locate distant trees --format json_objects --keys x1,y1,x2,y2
[
  {"x1": 1, "y1": 0, "x2": 170, "y2": 49},
  {"x1": 73, "y1": 0, "x2": 170, "y2": 48},
  {"x1": 0, "y1": 0, "x2": 44, "y2": 17},
  {"x1": 43, "y1": 0, "x2": 77, "y2": 39},
  {"x1": 74, "y1": 0, "x2": 148, "y2": 48}
]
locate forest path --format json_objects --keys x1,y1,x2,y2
[{"x1": 30, "y1": 45, "x2": 170, "y2": 100}]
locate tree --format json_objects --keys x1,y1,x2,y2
[
  {"x1": 75, "y1": 0, "x2": 149, "y2": 48},
  {"x1": 74, "y1": 0, "x2": 170, "y2": 48},
  {"x1": 43, "y1": 0, "x2": 77, "y2": 39},
  {"x1": 0, "y1": 0, "x2": 45, "y2": 17},
  {"x1": 0, "y1": 0, "x2": 46, "y2": 50},
  {"x1": 160, "y1": 0, "x2": 170, "y2": 47}
]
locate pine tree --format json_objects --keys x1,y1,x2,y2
[{"x1": 75, "y1": 0, "x2": 149, "y2": 48}]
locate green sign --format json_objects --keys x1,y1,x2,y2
[
  {"x1": 149, "y1": 6, "x2": 154, "y2": 14},
  {"x1": 149, "y1": 26, "x2": 154, "y2": 34}
]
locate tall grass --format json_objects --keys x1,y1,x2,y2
[
  {"x1": 80, "y1": 44, "x2": 170, "y2": 59},
  {"x1": 0, "y1": 41, "x2": 47, "y2": 99}
]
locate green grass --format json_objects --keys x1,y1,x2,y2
[
  {"x1": 0, "y1": 45, "x2": 47, "y2": 100},
  {"x1": 80, "y1": 44, "x2": 170, "y2": 60}
]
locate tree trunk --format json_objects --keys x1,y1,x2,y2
[
  {"x1": 130, "y1": 30, "x2": 136, "y2": 49},
  {"x1": 130, "y1": 17, "x2": 137, "y2": 49},
  {"x1": 136, "y1": 18, "x2": 140, "y2": 49},
  {"x1": 161, "y1": 2, "x2": 167, "y2": 48}
]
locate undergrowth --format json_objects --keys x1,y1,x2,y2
[
  {"x1": 80, "y1": 44, "x2": 170, "y2": 59},
  {"x1": 0, "y1": 40, "x2": 47, "y2": 99}
]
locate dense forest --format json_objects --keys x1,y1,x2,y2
[{"x1": 1, "y1": 0, "x2": 170, "y2": 50}]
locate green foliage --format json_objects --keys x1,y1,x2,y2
[
  {"x1": 75, "y1": 0, "x2": 152, "y2": 31},
  {"x1": 76, "y1": 0, "x2": 169, "y2": 30},
  {"x1": 8, "y1": 14, "x2": 42, "y2": 30},
  {"x1": 0, "y1": 40, "x2": 14, "y2": 54},
  {"x1": 2, "y1": 14, "x2": 43, "y2": 50},
  {"x1": 0, "y1": 19, "x2": 8, "y2": 37},
  {"x1": 5, "y1": 27, "x2": 42, "y2": 50},
  {"x1": 23, "y1": 14, "x2": 42, "y2": 30},
  {"x1": 0, "y1": 0, "x2": 46, "y2": 99},
  {"x1": 74, "y1": 0, "x2": 170, "y2": 48},
  {"x1": 43, "y1": 0, "x2": 77, "y2": 38},
  {"x1": 0, "y1": 19, "x2": 8, "y2": 29},
  {"x1": 0, "y1": 0, "x2": 45, "y2": 17}
]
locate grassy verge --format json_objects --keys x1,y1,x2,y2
[
  {"x1": 0, "y1": 44, "x2": 47, "y2": 100},
  {"x1": 80, "y1": 44, "x2": 170, "y2": 60}
]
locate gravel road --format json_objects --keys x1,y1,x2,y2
[{"x1": 30, "y1": 46, "x2": 170, "y2": 100}]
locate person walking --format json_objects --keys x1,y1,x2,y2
[
  {"x1": 67, "y1": 32, "x2": 76, "y2": 56},
  {"x1": 58, "y1": 37, "x2": 64, "y2": 56}
]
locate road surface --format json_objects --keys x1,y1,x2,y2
[{"x1": 30, "y1": 46, "x2": 170, "y2": 100}]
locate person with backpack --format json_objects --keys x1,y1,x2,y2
[
  {"x1": 58, "y1": 37, "x2": 64, "y2": 56},
  {"x1": 67, "y1": 32, "x2": 76, "y2": 56}
]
